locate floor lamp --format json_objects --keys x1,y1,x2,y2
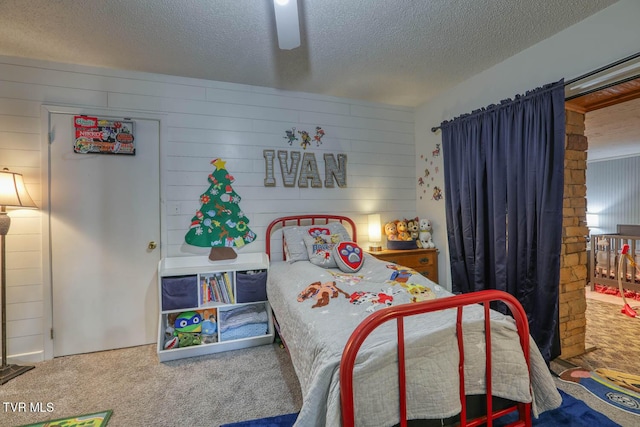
[{"x1": 0, "y1": 168, "x2": 37, "y2": 385}]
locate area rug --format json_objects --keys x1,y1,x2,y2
[
  {"x1": 560, "y1": 367, "x2": 640, "y2": 415},
  {"x1": 17, "y1": 409, "x2": 112, "y2": 427},
  {"x1": 220, "y1": 389, "x2": 617, "y2": 427},
  {"x1": 219, "y1": 412, "x2": 297, "y2": 427},
  {"x1": 495, "y1": 389, "x2": 619, "y2": 426}
]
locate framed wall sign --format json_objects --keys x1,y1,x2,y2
[{"x1": 73, "y1": 115, "x2": 135, "y2": 155}]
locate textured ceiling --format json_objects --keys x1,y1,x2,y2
[{"x1": 0, "y1": 0, "x2": 617, "y2": 107}]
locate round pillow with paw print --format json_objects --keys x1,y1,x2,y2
[{"x1": 333, "y1": 241, "x2": 364, "y2": 273}]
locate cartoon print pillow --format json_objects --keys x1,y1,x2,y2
[
  {"x1": 303, "y1": 234, "x2": 342, "y2": 268},
  {"x1": 333, "y1": 241, "x2": 364, "y2": 273},
  {"x1": 282, "y1": 223, "x2": 352, "y2": 263}
]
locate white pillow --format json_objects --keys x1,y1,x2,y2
[
  {"x1": 303, "y1": 234, "x2": 342, "y2": 268},
  {"x1": 283, "y1": 223, "x2": 352, "y2": 263}
]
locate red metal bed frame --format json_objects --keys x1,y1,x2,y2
[
  {"x1": 265, "y1": 214, "x2": 532, "y2": 427},
  {"x1": 266, "y1": 214, "x2": 357, "y2": 261}
]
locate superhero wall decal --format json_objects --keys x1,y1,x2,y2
[{"x1": 418, "y1": 143, "x2": 444, "y2": 202}]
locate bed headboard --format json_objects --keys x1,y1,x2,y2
[{"x1": 265, "y1": 214, "x2": 357, "y2": 260}]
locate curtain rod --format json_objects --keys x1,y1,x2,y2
[
  {"x1": 564, "y1": 51, "x2": 640, "y2": 87},
  {"x1": 431, "y1": 51, "x2": 640, "y2": 133}
]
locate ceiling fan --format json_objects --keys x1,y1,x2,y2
[{"x1": 273, "y1": 0, "x2": 301, "y2": 50}]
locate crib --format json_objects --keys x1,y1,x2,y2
[{"x1": 590, "y1": 224, "x2": 640, "y2": 294}]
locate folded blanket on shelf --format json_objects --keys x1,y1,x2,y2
[
  {"x1": 219, "y1": 304, "x2": 268, "y2": 332},
  {"x1": 221, "y1": 322, "x2": 268, "y2": 341}
]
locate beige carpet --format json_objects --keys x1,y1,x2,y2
[
  {"x1": 566, "y1": 295, "x2": 640, "y2": 374},
  {"x1": 0, "y1": 343, "x2": 302, "y2": 427},
  {"x1": 3, "y1": 295, "x2": 639, "y2": 426}
]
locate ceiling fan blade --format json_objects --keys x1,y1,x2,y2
[{"x1": 273, "y1": 0, "x2": 301, "y2": 50}]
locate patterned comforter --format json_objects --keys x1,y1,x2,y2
[{"x1": 267, "y1": 253, "x2": 561, "y2": 427}]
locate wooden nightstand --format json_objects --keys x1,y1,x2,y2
[{"x1": 368, "y1": 248, "x2": 439, "y2": 284}]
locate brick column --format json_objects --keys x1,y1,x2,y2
[{"x1": 558, "y1": 109, "x2": 588, "y2": 358}]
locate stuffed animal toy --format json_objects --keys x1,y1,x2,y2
[
  {"x1": 174, "y1": 311, "x2": 202, "y2": 333},
  {"x1": 177, "y1": 332, "x2": 201, "y2": 347},
  {"x1": 396, "y1": 220, "x2": 412, "y2": 241},
  {"x1": 595, "y1": 237, "x2": 614, "y2": 270},
  {"x1": 384, "y1": 221, "x2": 398, "y2": 240},
  {"x1": 200, "y1": 318, "x2": 218, "y2": 344},
  {"x1": 406, "y1": 217, "x2": 419, "y2": 241},
  {"x1": 419, "y1": 219, "x2": 435, "y2": 248}
]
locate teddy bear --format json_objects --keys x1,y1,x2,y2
[
  {"x1": 406, "y1": 217, "x2": 419, "y2": 241},
  {"x1": 419, "y1": 218, "x2": 435, "y2": 248},
  {"x1": 396, "y1": 220, "x2": 412, "y2": 241},
  {"x1": 384, "y1": 221, "x2": 398, "y2": 240}
]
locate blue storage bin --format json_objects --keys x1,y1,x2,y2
[
  {"x1": 162, "y1": 275, "x2": 198, "y2": 310},
  {"x1": 235, "y1": 271, "x2": 267, "y2": 303}
]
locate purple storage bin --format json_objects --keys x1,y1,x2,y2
[
  {"x1": 162, "y1": 275, "x2": 198, "y2": 310},
  {"x1": 235, "y1": 271, "x2": 268, "y2": 303}
]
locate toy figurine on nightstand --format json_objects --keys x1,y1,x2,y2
[{"x1": 419, "y1": 219, "x2": 435, "y2": 249}]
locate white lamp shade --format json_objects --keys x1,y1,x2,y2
[
  {"x1": 0, "y1": 170, "x2": 37, "y2": 209},
  {"x1": 368, "y1": 214, "x2": 382, "y2": 243}
]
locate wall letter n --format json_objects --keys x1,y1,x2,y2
[{"x1": 324, "y1": 153, "x2": 347, "y2": 188}]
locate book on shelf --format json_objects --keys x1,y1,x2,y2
[
  {"x1": 212, "y1": 273, "x2": 225, "y2": 303},
  {"x1": 223, "y1": 272, "x2": 235, "y2": 304},
  {"x1": 199, "y1": 272, "x2": 236, "y2": 305},
  {"x1": 201, "y1": 275, "x2": 209, "y2": 304},
  {"x1": 201, "y1": 273, "x2": 219, "y2": 304}
]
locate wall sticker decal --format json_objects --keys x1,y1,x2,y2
[
  {"x1": 282, "y1": 126, "x2": 326, "y2": 150},
  {"x1": 418, "y1": 145, "x2": 444, "y2": 201}
]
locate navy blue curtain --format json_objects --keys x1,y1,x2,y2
[{"x1": 441, "y1": 80, "x2": 565, "y2": 363}]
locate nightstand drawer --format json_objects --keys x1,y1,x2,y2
[
  {"x1": 369, "y1": 248, "x2": 439, "y2": 284},
  {"x1": 417, "y1": 266, "x2": 437, "y2": 281},
  {"x1": 386, "y1": 253, "x2": 434, "y2": 268}
]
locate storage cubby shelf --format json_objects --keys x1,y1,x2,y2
[
  {"x1": 159, "y1": 252, "x2": 269, "y2": 277},
  {"x1": 157, "y1": 252, "x2": 273, "y2": 362}
]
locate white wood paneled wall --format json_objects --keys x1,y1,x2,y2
[
  {"x1": 0, "y1": 55, "x2": 415, "y2": 361},
  {"x1": 586, "y1": 155, "x2": 640, "y2": 235}
]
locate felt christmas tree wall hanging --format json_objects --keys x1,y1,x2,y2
[{"x1": 185, "y1": 158, "x2": 256, "y2": 260}]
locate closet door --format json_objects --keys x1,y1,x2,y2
[{"x1": 48, "y1": 111, "x2": 161, "y2": 356}]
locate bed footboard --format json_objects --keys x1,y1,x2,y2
[{"x1": 340, "y1": 289, "x2": 532, "y2": 427}]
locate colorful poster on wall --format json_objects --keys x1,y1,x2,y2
[{"x1": 73, "y1": 115, "x2": 135, "y2": 155}]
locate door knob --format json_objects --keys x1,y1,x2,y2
[{"x1": 148, "y1": 241, "x2": 157, "y2": 250}]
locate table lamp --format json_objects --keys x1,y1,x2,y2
[
  {"x1": 0, "y1": 168, "x2": 37, "y2": 385},
  {"x1": 368, "y1": 214, "x2": 382, "y2": 252}
]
